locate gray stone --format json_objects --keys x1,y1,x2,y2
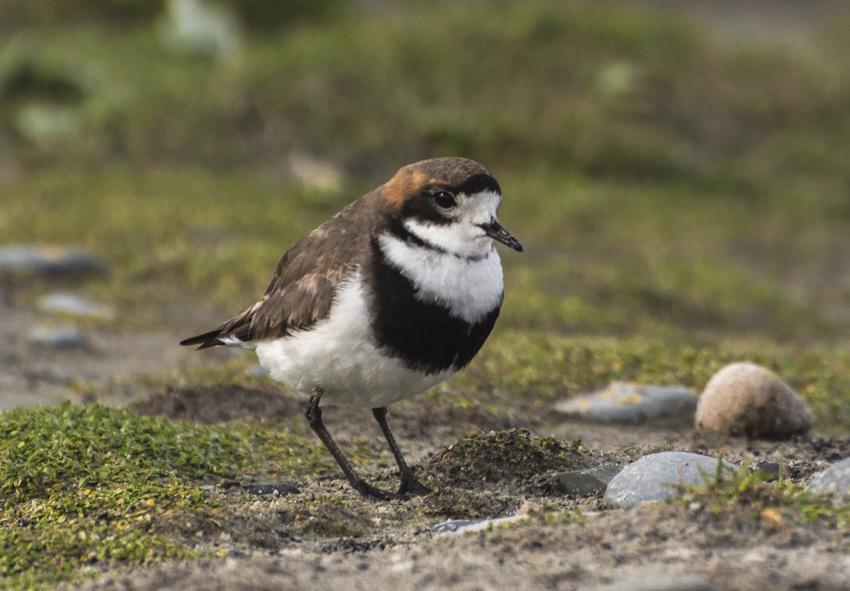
[
  {"x1": 553, "y1": 383, "x2": 698, "y2": 425},
  {"x1": 433, "y1": 514, "x2": 527, "y2": 537},
  {"x1": 38, "y1": 292, "x2": 116, "y2": 320},
  {"x1": 0, "y1": 246, "x2": 106, "y2": 278},
  {"x1": 695, "y1": 362, "x2": 812, "y2": 438},
  {"x1": 753, "y1": 461, "x2": 781, "y2": 476},
  {"x1": 583, "y1": 574, "x2": 716, "y2": 591},
  {"x1": 604, "y1": 451, "x2": 733, "y2": 508},
  {"x1": 808, "y1": 458, "x2": 850, "y2": 503},
  {"x1": 553, "y1": 465, "x2": 623, "y2": 496},
  {"x1": 432, "y1": 519, "x2": 479, "y2": 534},
  {"x1": 26, "y1": 325, "x2": 90, "y2": 349}
]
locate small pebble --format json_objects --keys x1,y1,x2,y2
[
  {"x1": 695, "y1": 362, "x2": 812, "y2": 439},
  {"x1": 38, "y1": 292, "x2": 116, "y2": 320},
  {"x1": 752, "y1": 461, "x2": 781, "y2": 475},
  {"x1": 553, "y1": 383, "x2": 698, "y2": 425},
  {"x1": 584, "y1": 574, "x2": 716, "y2": 591},
  {"x1": 604, "y1": 451, "x2": 733, "y2": 508},
  {"x1": 433, "y1": 515, "x2": 527, "y2": 537},
  {"x1": 432, "y1": 519, "x2": 482, "y2": 534},
  {"x1": 26, "y1": 325, "x2": 90, "y2": 349},
  {"x1": 0, "y1": 246, "x2": 106, "y2": 278},
  {"x1": 552, "y1": 465, "x2": 623, "y2": 496},
  {"x1": 808, "y1": 458, "x2": 850, "y2": 503}
]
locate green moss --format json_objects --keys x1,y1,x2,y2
[
  {"x1": 675, "y1": 461, "x2": 850, "y2": 527},
  {"x1": 4, "y1": 0, "x2": 849, "y2": 181},
  {"x1": 0, "y1": 402, "x2": 329, "y2": 589}
]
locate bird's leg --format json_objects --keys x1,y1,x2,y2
[
  {"x1": 305, "y1": 389, "x2": 397, "y2": 500},
  {"x1": 372, "y1": 407, "x2": 432, "y2": 496}
]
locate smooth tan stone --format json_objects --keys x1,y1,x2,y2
[{"x1": 695, "y1": 362, "x2": 812, "y2": 439}]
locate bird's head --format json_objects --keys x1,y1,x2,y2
[{"x1": 382, "y1": 157, "x2": 523, "y2": 258}]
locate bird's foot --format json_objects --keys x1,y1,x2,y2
[
  {"x1": 351, "y1": 478, "x2": 405, "y2": 501},
  {"x1": 349, "y1": 476, "x2": 431, "y2": 500},
  {"x1": 397, "y1": 475, "x2": 432, "y2": 497}
]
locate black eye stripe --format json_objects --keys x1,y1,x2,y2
[{"x1": 457, "y1": 173, "x2": 501, "y2": 197}]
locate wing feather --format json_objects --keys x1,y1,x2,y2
[{"x1": 180, "y1": 198, "x2": 374, "y2": 349}]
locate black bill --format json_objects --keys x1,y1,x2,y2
[{"x1": 478, "y1": 219, "x2": 523, "y2": 252}]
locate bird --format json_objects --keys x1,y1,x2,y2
[{"x1": 180, "y1": 157, "x2": 522, "y2": 500}]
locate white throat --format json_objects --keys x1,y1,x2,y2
[{"x1": 378, "y1": 233, "x2": 504, "y2": 324}]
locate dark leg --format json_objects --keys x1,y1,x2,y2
[
  {"x1": 372, "y1": 407, "x2": 432, "y2": 496},
  {"x1": 305, "y1": 390, "x2": 397, "y2": 500}
]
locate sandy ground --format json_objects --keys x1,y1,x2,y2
[
  {"x1": 74, "y1": 512, "x2": 850, "y2": 591},
  {"x1": 0, "y1": 302, "x2": 215, "y2": 410}
]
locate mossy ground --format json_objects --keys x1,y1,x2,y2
[
  {"x1": 674, "y1": 461, "x2": 850, "y2": 528},
  {"x1": 0, "y1": 403, "x2": 331, "y2": 589},
  {"x1": 2, "y1": 0, "x2": 850, "y2": 589}
]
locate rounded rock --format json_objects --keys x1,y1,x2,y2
[
  {"x1": 26, "y1": 325, "x2": 91, "y2": 349},
  {"x1": 0, "y1": 246, "x2": 107, "y2": 279},
  {"x1": 553, "y1": 383, "x2": 698, "y2": 426},
  {"x1": 695, "y1": 362, "x2": 812, "y2": 439},
  {"x1": 38, "y1": 292, "x2": 116, "y2": 320},
  {"x1": 604, "y1": 451, "x2": 731, "y2": 508},
  {"x1": 808, "y1": 458, "x2": 850, "y2": 503}
]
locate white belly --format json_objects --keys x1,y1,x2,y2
[{"x1": 253, "y1": 274, "x2": 456, "y2": 408}]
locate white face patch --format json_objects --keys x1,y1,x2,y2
[
  {"x1": 403, "y1": 190, "x2": 503, "y2": 258},
  {"x1": 378, "y1": 233, "x2": 504, "y2": 324}
]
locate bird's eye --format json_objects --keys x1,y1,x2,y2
[{"x1": 433, "y1": 191, "x2": 456, "y2": 208}]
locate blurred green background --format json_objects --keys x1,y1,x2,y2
[{"x1": 2, "y1": 0, "x2": 850, "y2": 425}]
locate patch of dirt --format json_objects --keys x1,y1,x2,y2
[
  {"x1": 420, "y1": 429, "x2": 606, "y2": 496},
  {"x1": 130, "y1": 383, "x2": 305, "y2": 425},
  {"x1": 130, "y1": 382, "x2": 531, "y2": 470},
  {"x1": 153, "y1": 508, "x2": 224, "y2": 541}
]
